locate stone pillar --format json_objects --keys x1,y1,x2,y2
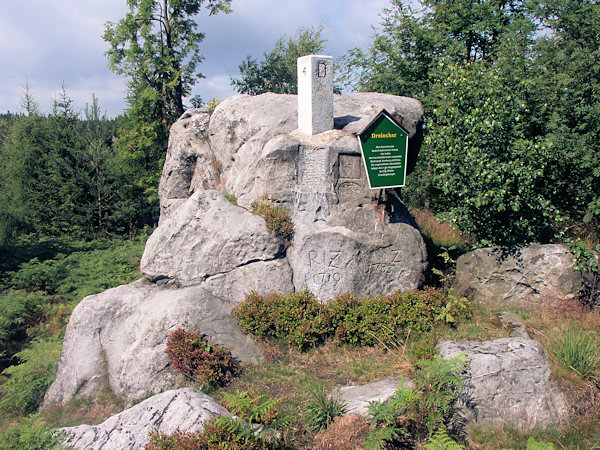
[{"x1": 297, "y1": 54, "x2": 334, "y2": 135}]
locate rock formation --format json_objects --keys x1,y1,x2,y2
[
  {"x1": 455, "y1": 244, "x2": 582, "y2": 307},
  {"x1": 44, "y1": 92, "x2": 428, "y2": 407},
  {"x1": 152, "y1": 92, "x2": 427, "y2": 300},
  {"x1": 44, "y1": 280, "x2": 263, "y2": 407},
  {"x1": 57, "y1": 388, "x2": 229, "y2": 450},
  {"x1": 438, "y1": 337, "x2": 569, "y2": 429}
]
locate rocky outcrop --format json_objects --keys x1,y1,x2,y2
[
  {"x1": 333, "y1": 377, "x2": 412, "y2": 417},
  {"x1": 45, "y1": 92, "x2": 427, "y2": 407},
  {"x1": 43, "y1": 280, "x2": 264, "y2": 408},
  {"x1": 141, "y1": 190, "x2": 290, "y2": 291},
  {"x1": 153, "y1": 93, "x2": 427, "y2": 301},
  {"x1": 57, "y1": 388, "x2": 228, "y2": 450},
  {"x1": 455, "y1": 244, "x2": 582, "y2": 307},
  {"x1": 438, "y1": 337, "x2": 569, "y2": 429}
]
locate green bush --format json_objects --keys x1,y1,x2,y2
[
  {"x1": 0, "y1": 290, "x2": 47, "y2": 367},
  {"x1": 553, "y1": 326, "x2": 600, "y2": 379},
  {"x1": 0, "y1": 336, "x2": 61, "y2": 416},
  {"x1": 251, "y1": 201, "x2": 294, "y2": 242},
  {"x1": 0, "y1": 415, "x2": 60, "y2": 450},
  {"x1": 165, "y1": 329, "x2": 238, "y2": 387},
  {"x1": 233, "y1": 289, "x2": 330, "y2": 350},
  {"x1": 234, "y1": 288, "x2": 471, "y2": 350}
]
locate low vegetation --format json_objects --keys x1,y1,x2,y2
[
  {"x1": 234, "y1": 288, "x2": 471, "y2": 351},
  {"x1": 251, "y1": 200, "x2": 294, "y2": 243},
  {"x1": 0, "y1": 235, "x2": 146, "y2": 445},
  {"x1": 166, "y1": 329, "x2": 239, "y2": 387}
]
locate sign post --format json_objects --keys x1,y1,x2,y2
[{"x1": 357, "y1": 109, "x2": 409, "y2": 189}]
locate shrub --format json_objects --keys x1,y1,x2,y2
[
  {"x1": 553, "y1": 325, "x2": 600, "y2": 379},
  {"x1": 303, "y1": 383, "x2": 346, "y2": 431},
  {"x1": 0, "y1": 336, "x2": 61, "y2": 416},
  {"x1": 0, "y1": 290, "x2": 47, "y2": 367},
  {"x1": 165, "y1": 329, "x2": 238, "y2": 387},
  {"x1": 234, "y1": 288, "x2": 471, "y2": 350},
  {"x1": 233, "y1": 289, "x2": 330, "y2": 350},
  {"x1": 251, "y1": 201, "x2": 294, "y2": 242}
]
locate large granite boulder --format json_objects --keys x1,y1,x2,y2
[
  {"x1": 43, "y1": 280, "x2": 264, "y2": 408},
  {"x1": 438, "y1": 338, "x2": 569, "y2": 429},
  {"x1": 455, "y1": 244, "x2": 582, "y2": 307},
  {"x1": 57, "y1": 388, "x2": 228, "y2": 450},
  {"x1": 154, "y1": 92, "x2": 427, "y2": 301},
  {"x1": 45, "y1": 92, "x2": 427, "y2": 407},
  {"x1": 141, "y1": 190, "x2": 290, "y2": 290}
]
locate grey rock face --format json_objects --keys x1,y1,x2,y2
[
  {"x1": 57, "y1": 388, "x2": 229, "y2": 450},
  {"x1": 455, "y1": 244, "x2": 582, "y2": 307},
  {"x1": 141, "y1": 190, "x2": 288, "y2": 289},
  {"x1": 333, "y1": 377, "x2": 412, "y2": 417},
  {"x1": 154, "y1": 93, "x2": 427, "y2": 301},
  {"x1": 438, "y1": 338, "x2": 569, "y2": 429},
  {"x1": 158, "y1": 108, "x2": 216, "y2": 223},
  {"x1": 43, "y1": 280, "x2": 263, "y2": 408}
]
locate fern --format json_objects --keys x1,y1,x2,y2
[{"x1": 425, "y1": 427, "x2": 464, "y2": 449}]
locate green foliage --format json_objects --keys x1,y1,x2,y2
[
  {"x1": 568, "y1": 238, "x2": 600, "y2": 308},
  {"x1": 0, "y1": 290, "x2": 47, "y2": 368},
  {"x1": 426, "y1": 60, "x2": 564, "y2": 245},
  {"x1": 233, "y1": 289, "x2": 328, "y2": 350},
  {"x1": 366, "y1": 355, "x2": 465, "y2": 447},
  {"x1": 525, "y1": 436, "x2": 557, "y2": 450},
  {"x1": 0, "y1": 415, "x2": 60, "y2": 450},
  {"x1": 0, "y1": 236, "x2": 144, "y2": 388},
  {"x1": 552, "y1": 325, "x2": 600, "y2": 379},
  {"x1": 146, "y1": 416, "x2": 287, "y2": 449},
  {"x1": 1, "y1": 236, "x2": 145, "y2": 298},
  {"x1": 232, "y1": 27, "x2": 326, "y2": 95},
  {"x1": 343, "y1": 0, "x2": 600, "y2": 245},
  {"x1": 165, "y1": 329, "x2": 238, "y2": 386},
  {"x1": 0, "y1": 91, "x2": 154, "y2": 241},
  {"x1": 425, "y1": 426, "x2": 464, "y2": 449},
  {"x1": 221, "y1": 390, "x2": 287, "y2": 428},
  {"x1": 303, "y1": 383, "x2": 346, "y2": 431},
  {"x1": 251, "y1": 201, "x2": 294, "y2": 242},
  {"x1": 234, "y1": 288, "x2": 471, "y2": 350},
  {"x1": 0, "y1": 336, "x2": 61, "y2": 416},
  {"x1": 104, "y1": 0, "x2": 232, "y2": 121}
]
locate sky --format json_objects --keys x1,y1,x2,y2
[{"x1": 0, "y1": 0, "x2": 390, "y2": 118}]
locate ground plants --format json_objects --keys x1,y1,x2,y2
[
  {"x1": 366, "y1": 355, "x2": 465, "y2": 448},
  {"x1": 166, "y1": 329, "x2": 239, "y2": 387},
  {"x1": 303, "y1": 383, "x2": 346, "y2": 432},
  {"x1": 552, "y1": 325, "x2": 600, "y2": 380},
  {"x1": 234, "y1": 288, "x2": 471, "y2": 351}
]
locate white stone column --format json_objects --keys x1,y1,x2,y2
[{"x1": 297, "y1": 54, "x2": 334, "y2": 135}]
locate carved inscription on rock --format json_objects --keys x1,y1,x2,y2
[{"x1": 338, "y1": 154, "x2": 362, "y2": 179}]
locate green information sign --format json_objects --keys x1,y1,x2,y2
[{"x1": 357, "y1": 109, "x2": 409, "y2": 189}]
